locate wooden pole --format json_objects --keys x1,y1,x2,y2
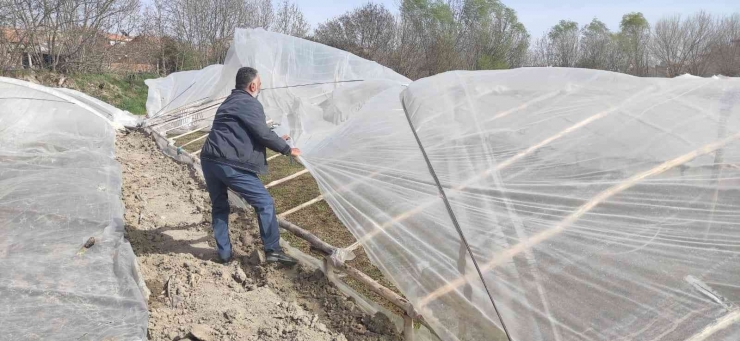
[
  {"x1": 275, "y1": 219, "x2": 421, "y2": 318},
  {"x1": 686, "y1": 310, "x2": 740, "y2": 341},
  {"x1": 343, "y1": 84, "x2": 703, "y2": 253},
  {"x1": 418, "y1": 131, "x2": 740, "y2": 308},
  {"x1": 179, "y1": 133, "x2": 209, "y2": 148},
  {"x1": 148, "y1": 101, "x2": 215, "y2": 127},
  {"x1": 162, "y1": 112, "x2": 218, "y2": 134},
  {"x1": 338, "y1": 262, "x2": 417, "y2": 317},
  {"x1": 171, "y1": 127, "x2": 207, "y2": 142},
  {"x1": 278, "y1": 195, "x2": 324, "y2": 218},
  {"x1": 147, "y1": 96, "x2": 226, "y2": 126},
  {"x1": 265, "y1": 169, "x2": 309, "y2": 189},
  {"x1": 277, "y1": 218, "x2": 336, "y2": 255}
]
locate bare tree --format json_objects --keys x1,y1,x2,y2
[
  {"x1": 248, "y1": 0, "x2": 275, "y2": 30},
  {"x1": 0, "y1": 0, "x2": 12, "y2": 69},
  {"x1": 314, "y1": 3, "x2": 396, "y2": 64},
  {"x1": 683, "y1": 11, "x2": 715, "y2": 76},
  {"x1": 274, "y1": 0, "x2": 309, "y2": 38},
  {"x1": 652, "y1": 15, "x2": 686, "y2": 77},
  {"x1": 527, "y1": 34, "x2": 551, "y2": 67},
  {"x1": 547, "y1": 20, "x2": 580, "y2": 67},
  {"x1": 141, "y1": 0, "x2": 170, "y2": 73},
  {"x1": 5, "y1": 0, "x2": 140, "y2": 72},
  {"x1": 161, "y1": 0, "x2": 277, "y2": 69},
  {"x1": 710, "y1": 13, "x2": 740, "y2": 76}
]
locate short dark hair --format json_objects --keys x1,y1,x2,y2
[{"x1": 235, "y1": 67, "x2": 258, "y2": 90}]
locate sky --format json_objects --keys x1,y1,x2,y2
[{"x1": 294, "y1": 0, "x2": 740, "y2": 39}]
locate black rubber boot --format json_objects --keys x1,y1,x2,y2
[{"x1": 265, "y1": 251, "x2": 298, "y2": 266}]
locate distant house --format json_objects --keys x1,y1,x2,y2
[
  {"x1": 107, "y1": 33, "x2": 133, "y2": 46},
  {"x1": 1, "y1": 27, "x2": 65, "y2": 69},
  {"x1": 2, "y1": 27, "x2": 154, "y2": 72},
  {"x1": 2, "y1": 28, "x2": 36, "y2": 68},
  {"x1": 107, "y1": 34, "x2": 156, "y2": 73}
]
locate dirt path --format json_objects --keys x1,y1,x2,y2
[{"x1": 116, "y1": 130, "x2": 400, "y2": 341}]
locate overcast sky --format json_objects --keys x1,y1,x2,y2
[{"x1": 294, "y1": 0, "x2": 740, "y2": 39}]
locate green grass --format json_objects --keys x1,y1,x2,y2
[{"x1": 71, "y1": 73, "x2": 156, "y2": 115}]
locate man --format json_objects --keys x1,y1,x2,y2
[{"x1": 200, "y1": 67, "x2": 300, "y2": 265}]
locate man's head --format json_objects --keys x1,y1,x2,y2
[{"x1": 235, "y1": 67, "x2": 261, "y2": 98}]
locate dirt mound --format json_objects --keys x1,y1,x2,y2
[{"x1": 117, "y1": 130, "x2": 399, "y2": 341}]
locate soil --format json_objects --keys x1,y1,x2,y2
[{"x1": 116, "y1": 130, "x2": 400, "y2": 341}]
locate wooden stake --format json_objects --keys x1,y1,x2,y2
[{"x1": 403, "y1": 314, "x2": 415, "y2": 341}]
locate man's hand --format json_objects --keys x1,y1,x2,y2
[
  {"x1": 281, "y1": 135, "x2": 290, "y2": 141},
  {"x1": 290, "y1": 148, "x2": 301, "y2": 157}
]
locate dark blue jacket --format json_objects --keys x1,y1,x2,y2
[{"x1": 200, "y1": 89, "x2": 290, "y2": 174}]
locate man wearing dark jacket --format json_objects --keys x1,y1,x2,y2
[{"x1": 200, "y1": 67, "x2": 300, "y2": 264}]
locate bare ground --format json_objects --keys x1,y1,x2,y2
[{"x1": 117, "y1": 130, "x2": 400, "y2": 341}]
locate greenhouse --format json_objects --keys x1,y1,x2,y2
[
  {"x1": 2, "y1": 26, "x2": 739, "y2": 340},
  {"x1": 0, "y1": 77, "x2": 148, "y2": 339},
  {"x1": 144, "y1": 28, "x2": 740, "y2": 340}
]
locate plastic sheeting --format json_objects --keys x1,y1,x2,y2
[
  {"x1": 145, "y1": 29, "x2": 740, "y2": 340},
  {"x1": 0, "y1": 77, "x2": 148, "y2": 340},
  {"x1": 145, "y1": 64, "x2": 224, "y2": 118},
  {"x1": 56, "y1": 87, "x2": 142, "y2": 129}
]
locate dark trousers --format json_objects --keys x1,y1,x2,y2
[{"x1": 201, "y1": 159, "x2": 281, "y2": 261}]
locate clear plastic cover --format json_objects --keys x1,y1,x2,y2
[
  {"x1": 145, "y1": 29, "x2": 740, "y2": 340},
  {"x1": 0, "y1": 77, "x2": 148, "y2": 340},
  {"x1": 145, "y1": 64, "x2": 224, "y2": 118},
  {"x1": 56, "y1": 87, "x2": 142, "y2": 129}
]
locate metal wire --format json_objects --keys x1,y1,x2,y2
[
  {"x1": 400, "y1": 96, "x2": 515, "y2": 341},
  {"x1": 261, "y1": 79, "x2": 364, "y2": 90}
]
